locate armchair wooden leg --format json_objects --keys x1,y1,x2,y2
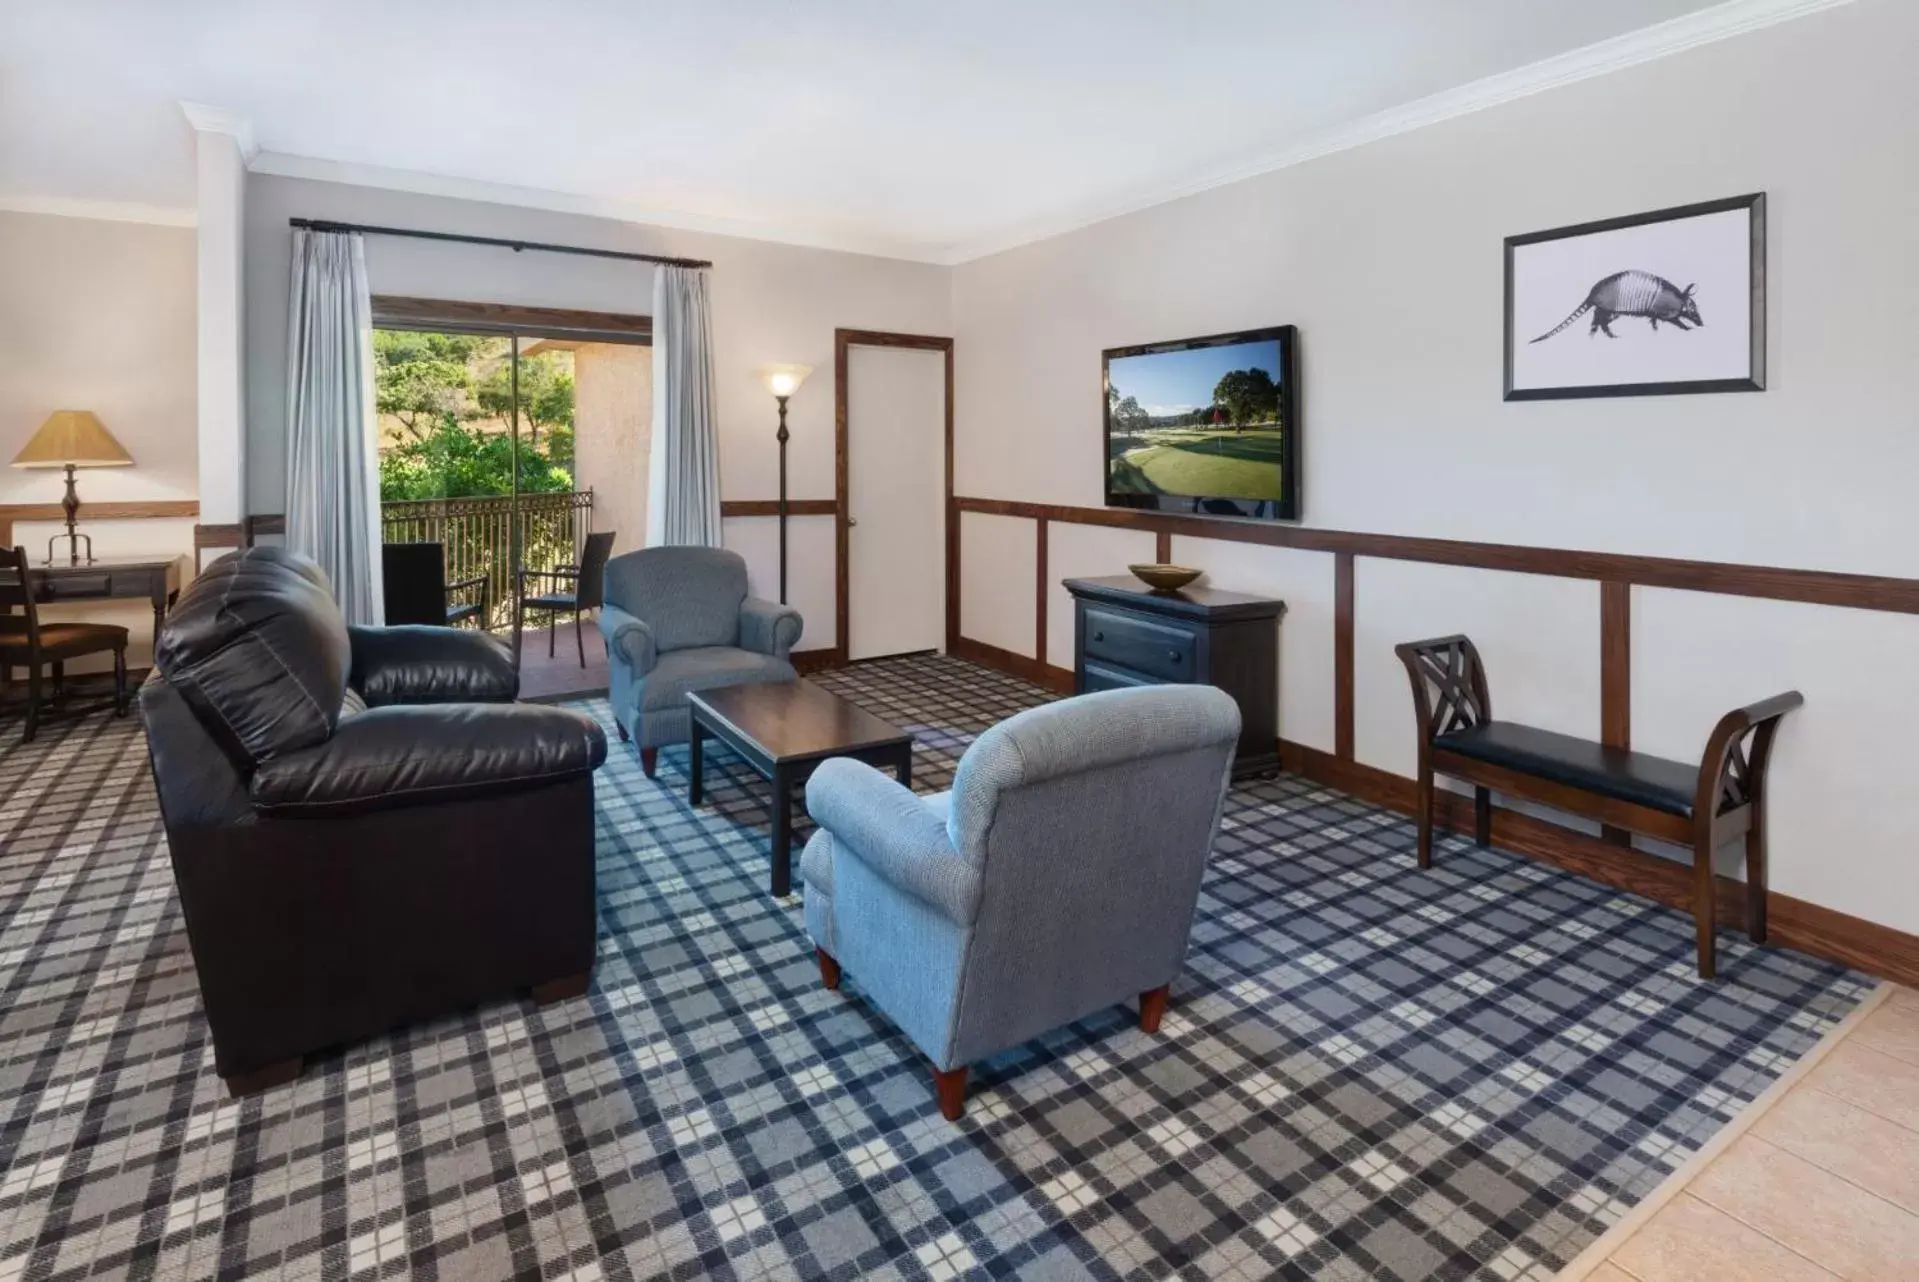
[
  {"x1": 1474, "y1": 787, "x2": 1492, "y2": 847},
  {"x1": 639, "y1": 747, "x2": 658, "y2": 778},
  {"x1": 1693, "y1": 834, "x2": 1718, "y2": 980},
  {"x1": 816, "y1": 948, "x2": 841, "y2": 991},
  {"x1": 224, "y1": 1057, "x2": 303, "y2": 1097},
  {"x1": 1139, "y1": 984, "x2": 1170, "y2": 1034},
  {"x1": 933, "y1": 1065, "x2": 968, "y2": 1121}
]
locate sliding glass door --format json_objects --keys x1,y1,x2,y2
[{"x1": 372, "y1": 326, "x2": 587, "y2": 629}]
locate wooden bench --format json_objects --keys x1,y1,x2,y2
[{"x1": 1395, "y1": 634, "x2": 1803, "y2": 979}]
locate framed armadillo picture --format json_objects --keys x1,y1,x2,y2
[{"x1": 1504, "y1": 193, "x2": 1765, "y2": 400}]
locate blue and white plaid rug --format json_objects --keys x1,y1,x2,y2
[{"x1": 0, "y1": 653, "x2": 1872, "y2": 1280}]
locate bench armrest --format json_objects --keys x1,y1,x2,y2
[
  {"x1": 1696, "y1": 690, "x2": 1805, "y2": 817},
  {"x1": 806, "y1": 758, "x2": 980, "y2": 925}
]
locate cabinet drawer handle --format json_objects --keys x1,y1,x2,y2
[
  {"x1": 1093, "y1": 630, "x2": 1104, "y2": 642},
  {"x1": 1168, "y1": 650, "x2": 1181, "y2": 662}
]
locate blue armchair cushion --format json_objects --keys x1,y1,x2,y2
[
  {"x1": 599, "y1": 604, "x2": 656, "y2": 675},
  {"x1": 639, "y1": 647, "x2": 795, "y2": 713}
]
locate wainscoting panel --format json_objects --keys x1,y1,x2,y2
[
  {"x1": 1043, "y1": 521, "x2": 1155, "y2": 670},
  {"x1": 1353, "y1": 558, "x2": 1602, "y2": 781},
  {"x1": 1171, "y1": 535, "x2": 1339, "y2": 755},
  {"x1": 958, "y1": 510, "x2": 1040, "y2": 659},
  {"x1": 719, "y1": 514, "x2": 838, "y2": 652},
  {"x1": 1635, "y1": 587, "x2": 1919, "y2": 935}
]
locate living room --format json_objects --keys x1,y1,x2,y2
[{"x1": 3, "y1": 3, "x2": 1916, "y2": 1280}]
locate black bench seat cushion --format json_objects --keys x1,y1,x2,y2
[{"x1": 1433, "y1": 721, "x2": 1700, "y2": 818}]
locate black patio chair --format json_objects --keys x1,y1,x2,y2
[
  {"x1": 383, "y1": 542, "x2": 489, "y2": 629},
  {"x1": 517, "y1": 531, "x2": 616, "y2": 667}
]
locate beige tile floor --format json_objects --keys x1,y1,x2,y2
[{"x1": 1558, "y1": 983, "x2": 1919, "y2": 1281}]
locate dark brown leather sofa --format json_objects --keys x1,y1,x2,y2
[{"x1": 141, "y1": 547, "x2": 606, "y2": 1095}]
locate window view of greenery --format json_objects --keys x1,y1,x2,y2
[{"x1": 374, "y1": 330, "x2": 577, "y2": 500}]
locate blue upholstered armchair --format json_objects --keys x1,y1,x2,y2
[
  {"x1": 800, "y1": 684, "x2": 1240, "y2": 1119},
  {"x1": 597, "y1": 547, "x2": 803, "y2": 775}
]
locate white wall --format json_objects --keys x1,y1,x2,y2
[
  {"x1": 948, "y1": 0, "x2": 1919, "y2": 933},
  {"x1": 245, "y1": 174, "x2": 951, "y2": 651},
  {"x1": 0, "y1": 211, "x2": 197, "y2": 667}
]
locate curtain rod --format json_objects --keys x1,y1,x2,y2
[{"x1": 287, "y1": 218, "x2": 711, "y2": 269}]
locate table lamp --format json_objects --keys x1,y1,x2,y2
[{"x1": 10, "y1": 410, "x2": 134, "y2": 565}]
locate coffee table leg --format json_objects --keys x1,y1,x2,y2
[
  {"x1": 896, "y1": 742, "x2": 914, "y2": 790},
  {"x1": 689, "y1": 720, "x2": 705, "y2": 806},
  {"x1": 770, "y1": 763, "x2": 793, "y2": 897}
]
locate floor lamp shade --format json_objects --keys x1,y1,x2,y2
[{"x1": 10, "y1": 411, "x2": 135, "y2": 565}]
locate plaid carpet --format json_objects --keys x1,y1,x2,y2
[{"x1": 0, "y1": 653, "x2": 1871, "y2": 1281}]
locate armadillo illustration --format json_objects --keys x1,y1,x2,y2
[{"x1": 1530, "y1": 271, "x2": 1701, "y2": 342}]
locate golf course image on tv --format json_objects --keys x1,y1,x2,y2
[{"x1": 1103, "y1": 325, "x2": 1298, "y2": 521}]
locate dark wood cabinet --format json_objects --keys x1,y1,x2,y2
[{"x1": 1065, "y1": 576, "x2": 1285, "y2": 777}]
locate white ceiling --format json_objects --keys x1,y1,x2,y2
[{"x1": 0, "y1": 0, "x2": 1814, "y2": 261}]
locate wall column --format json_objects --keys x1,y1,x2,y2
[{"x1": 182, "y1": 103, "x2": 252, "y2": 556}]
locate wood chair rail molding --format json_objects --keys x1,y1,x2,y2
[
  {"x1": 951, "y1": 497, "x2": 1919, "y2": 614},
  {"x1": 944, "y1": 494, "x2": 1919, "y2": 988},
  {"x1": 0, "y1": 500, "x2": 200, "y2": 550}
]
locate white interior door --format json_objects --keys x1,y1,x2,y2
[{"x1": 847, "y1": 344, "x2": 946, "y2": 661}]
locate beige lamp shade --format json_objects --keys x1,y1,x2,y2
[
  {"x1": 12, "y1": 410, "x2": 134, "y2": 469},
  {"x1": 756, "y1": 364, "x2": 813, "y2": 399}
]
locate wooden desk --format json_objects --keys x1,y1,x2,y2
[{"x1": 26, "y1": 556, "x2": 187, "y2": 645}]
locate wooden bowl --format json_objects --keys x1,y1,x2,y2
[{"x1": 1128, "y1": 563, "x2": 1202, "y2": 593}]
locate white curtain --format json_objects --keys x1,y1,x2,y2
[
  {"x1": 646, "y1": 265, "x2": 722, "y2": 547},
  {"x1": 285, "y1": 229, "x2": 384, "y2": 623}
]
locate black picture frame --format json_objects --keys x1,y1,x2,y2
[
  {"x1": 1103, "y1": 324, "x2": 1301, "y2": 522},
  {"x1": 1504, "y1": 192, "x2": 1765, "y2": 401}
]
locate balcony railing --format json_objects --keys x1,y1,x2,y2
[{"x1": 381, "y1": 490, "x2": 593, "y2": 631}]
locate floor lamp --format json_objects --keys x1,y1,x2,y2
[{"x1": 756, "y1": 364, "x2": 812, "y2": 603}]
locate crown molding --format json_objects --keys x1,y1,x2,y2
[
  {"x1": 940, "y1": 0, "x2": 1861, "y2": 264},
  {"x1": 247, "y1": 151, "x2": 947, "y2": 265},
  {"x1": 179, "y1": 102, "x2": 259, "y2": 163},
  {"x1": 0, "y1": 194, "x2": 196, "y2": 227}
]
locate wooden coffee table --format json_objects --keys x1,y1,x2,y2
[{"x1": 686, "y1": 680, "x2": 913, "y2": 896}]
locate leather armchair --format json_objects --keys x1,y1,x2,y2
[
  {"x1": 597, "y1": 546, "x2": 802, "y2": 776},
  {"x1": 800, "y1": 684, "x2": 1240, "y2": 1119},
  {"x1": 142, "y1": 547, "x2": 607, "y2": 1095}
]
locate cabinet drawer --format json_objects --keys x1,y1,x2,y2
[
  {"x1": 1083, "y1": 606, "x2": 1196, "y2": 682},
  {"x1": 39, "y1": 573, "x2": 113, "y2": 599},
  {"x1": 1081, "y1": 660, "x2": 1160, "y2": 693}
]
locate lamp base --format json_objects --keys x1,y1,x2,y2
[
  {"x1": 45, "y1": 531, "x2": 94, "y2": 567},
  {"x1": 42, "y1": 464, "x2": 94, "y2": 565}
]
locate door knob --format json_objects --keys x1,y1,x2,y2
[{"x1": 847, "y1": 516, "x2": 859, "y2": 527}]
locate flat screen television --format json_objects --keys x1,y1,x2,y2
[{"x1": 1104, "y1": 325, "x2": 1299, "y2": 521}]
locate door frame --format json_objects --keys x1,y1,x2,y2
[{"x1": 834, "y1": 327, "x2": 954, "y2": 667}]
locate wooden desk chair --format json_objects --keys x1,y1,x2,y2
[
  {"x1": 0, "y1": 545, "x2": 130, "y2": 742},
  {"x1": 517, "y1": 531, "x2": 616, "y2": 667}
]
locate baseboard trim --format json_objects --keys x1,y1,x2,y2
[
  {"x1": 950, "y1": 636, "x2": 1074, "y2": 694},
  {"x1": 1277, "y1": 738, "x2": 1919, "y2": 989},
  {"x1": 792, "y1": 648, "x2": 842, "y2": 676},
  {"x1": 946, "y1": 633, "x2": 1919, "y2": 988}
]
